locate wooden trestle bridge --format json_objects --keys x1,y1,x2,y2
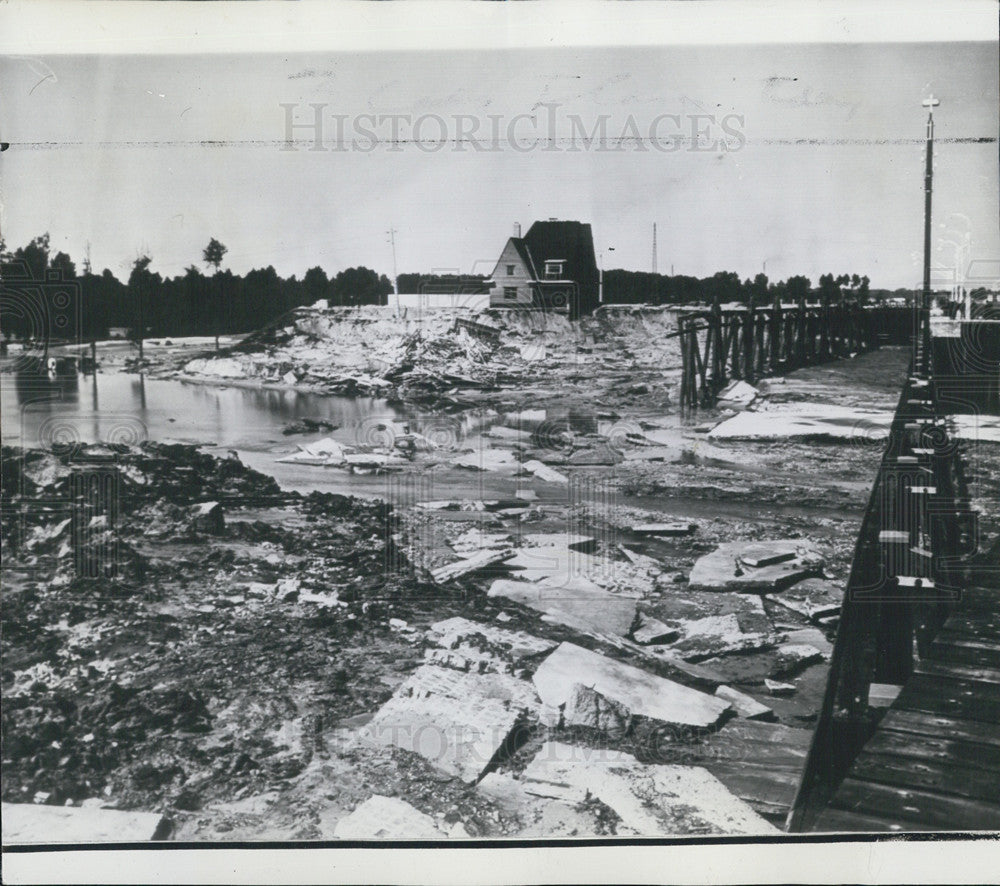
[{"x1": 676, "y1": 297, "x2": 914, "y2": 408}]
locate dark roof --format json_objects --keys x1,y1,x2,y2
[{"x1": 522, "y1": 220, "x2": 598, "y2": 285}]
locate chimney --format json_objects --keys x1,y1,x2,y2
[{"x1": 513, "y1": 222, "x2": 521, "y2": 238}]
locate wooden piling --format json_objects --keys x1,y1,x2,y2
[{"x1": 678, "y1": 302, "x2": 912, "y2": 408}]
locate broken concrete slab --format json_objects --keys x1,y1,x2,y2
[
  {"x1": 687, "y1": 540, "x2": 823, "y2": 593},
  {"x1": 448, "y1": 528, "x2": 511, "y2": 557},
  {"x1": 521, "y1": 533, "x2": 596, "y2": 553},
  {"x1": 503, "y1": 546, "x2": 656, "y2": 598},
  {"x1": 190, "y1": 501, "x2": 225, "y2": 535},
  {"x1": 632, "y1": 522, "x2": 697, "y2": 537},
  {"x1": 343, "y1": 452, "x2": 409, "y2": 469},
  {"x1": 366, "y1": 664, "x2": 538, "y2": 783},
  {"x1": 562, "y1": 683, "x2": 634, "y2": 739},
  {"x1": 532, "y1": 643, "x2": 731, "y2": 731},
  {"x1": 520, "y1": 459, "x2": 571, "y2": 483},
  {"x1": 520, "y1": 742, "x2": 777, "y2": 835},
  {"x1": 475, "y1": 772, "x2": 531, "y2": 811},
  {"x1": 668, "y1": 613, "x2": 776, "y2": 663},
  {"x1": 714, "y1": 685, "x2": 775, "y2": 721},
  {"x1": 522, "y1": 448, "x2": 568, "y2": 465},
  {"x1": 708, "y1": 405, "x2": 893, "y2": 441},
  {"x1": 1, "y1": 802, "x2": 170, "y2": 843},
  {"x1": 764, "y1": 678, "x2": 796, "y2": 696},
  {"x1": 298, "y1": 589, "x2": 344, "y2": 608},
  {"x1": 522, "y1": 743, "x2": 636, "y2": 803},
  {"x1": 501, "y1": 408, "x2": 547, "y2": 427},
  {"x1": 779, "y1": 627, "x2": 834, "y2": 657},
  {"x1": 622, "y1": 445, "x2": 685, "y2": 463},
  {"x1": 649, "y1": 588, "x2": 773, "y2": 636},
  {"x1": 740, "y1": 549, "x2": 795, "y2": 569},
  {"x1": 631, "y1": 614, "x2": 680, "y2": 646},
  {"x1": 567, "y1": 445, "x2": 623, "y2": 466},
  {"x1": 415, "y1": 498, "x2": 529, "y2": 513},
  {"x1": 301, "y1": 436, "x2": 347, "y2": 456},
  {"x1": 503, "y1": 547, "x2": 601, "y2": 582},
  {"x1": 429, "y1": 617, "x2": 557, "y2": 665},
  {"x1": 332, "y1": 795, "x2": 442, "y2": 839},
  {"x1": 771, "y1": 578, "x2": 843, "y2": 622},
  {"x1": 207, "y1": 791, "x2": 280, "y2": 816},
  {"x1": 521, "y1": 459, "x2": 569, "y2": 484},
  {"x1": 415, "y1": 500, "x2": 462, "y2": 511},
  {"x1": 452, "y1": 448, "x2": 519, "y2": 472},
  {"x1": 431, "y1": 548, "x2": 514, "y2": 583},
  {"x1": 488, "y1": 577, "x2": 638, "y2": 637},
  {"x1": 485, "y1": 425, "x2": 535, "y2": 443},
  {"x1": 615, "y1": 544, "x2": 662, "y2": 575},
  {"x1": 769, "y1": 644, "x2": 825, "y2": 677},
  {"x1": 717, "y1": 380, "x2": 759, "y2": 408}
]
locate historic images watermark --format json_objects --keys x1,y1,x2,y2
[{"x1": 279, "y1": 102, "x2": 746, "y2": 153}]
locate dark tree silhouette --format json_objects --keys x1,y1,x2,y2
[
  {"x1": 203, "y1": 238, "x2": 228, "y2": 350},
  {"x1": 202, "y1": 238, "x2": 228, "y2": 273}
]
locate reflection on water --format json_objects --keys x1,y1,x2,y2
[
  {"x1": 1, "y1": 368, "x2": 402, "y2": 451},
  {"x1": 2, "y1": 367, "x2": 612, "y2": 455}
]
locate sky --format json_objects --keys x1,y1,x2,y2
[{"x1": 1, "y1": 39, "x2": 997, "y2": 289}]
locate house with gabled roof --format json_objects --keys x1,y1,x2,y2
[{"x1": 487, "y1": 220, "x2": 599, "y2": 316}]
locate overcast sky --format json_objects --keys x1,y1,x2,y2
[{"x1": 1, "y1": 40, "x2": 996, "y2": 288}]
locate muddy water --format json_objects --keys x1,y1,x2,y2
[
  {"x1": 0, "y1": 367, "x2": 619, "y2": 499},
  {"x1": 1, "y1": 368, "x2": 399, "y2": 449},
  {"x1": 2, "y1": 348, "x2": 912, "y2": 508}
]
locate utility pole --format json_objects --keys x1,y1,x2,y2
[
  {"x1": 387, "y1": 226, "x2": 399, "y2": 315},
  {"x1": 651, "y1": 222, "x2": 658, "y2": 274},
  {"x1": 922, "y1": 95, "x2": 939, "y2": 309},
  {"x1": 84, "y1": 241, "x2": 96, "y2": 369},
  {"x1": 137, "y1": 281, "x2": 144, "y2": 361}
]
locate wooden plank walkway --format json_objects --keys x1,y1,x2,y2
[
  {"x1": 786, "y1": 311, "x2": 1000, "y2": 833},
  {"x1": 813, "y1": 582, "x2": 1000, "y2": 832}
]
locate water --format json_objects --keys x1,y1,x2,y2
[
  {"x1": 0, "y1": 367, "x2": 552, "y2": 500},
  {"x1": 1, "y1": 367, "x2": 401, "y2": 452}
]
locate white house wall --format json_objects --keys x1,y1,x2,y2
[{"x1": 489, "y1": 240, "x2": 535, "y2": 308}]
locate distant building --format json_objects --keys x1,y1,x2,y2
[
  {"x1": 487, "y1": 220, "x2": 599, "y2": 315},
  {"x1": 395, "y1": 292, "x2": 491, "y2": 311}
]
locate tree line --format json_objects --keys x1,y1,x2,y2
[
  {"x1": 398, "y1": 270, "x2": 898, "y2": 308},
  {"x1": 1, "y1": 232, "x2": 905, "y2": 345},
  {"x1": 0, "y1": 234, "x2": 394, "y2": 343},
  {"x1": 602, "y1": 270, "x2": 884, "y2": 306}
]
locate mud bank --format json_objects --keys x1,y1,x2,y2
[{"x1": 165, "y1": 303, "x2": 683, "y2": 412}]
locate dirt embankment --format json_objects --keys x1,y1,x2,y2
[{"x1": 168, "y1": 304, "x2": 683, "y2": 411}]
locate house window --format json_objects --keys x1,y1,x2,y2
[
  {"x1": 506, "y1": 264, "x2": 515, "y2": 276},
  {"x1": 544, "y1": 260, "x2": 564, "y2": 279},
  {"x1": 503, "y1": 287, "x2": 518, "y2": 301}
]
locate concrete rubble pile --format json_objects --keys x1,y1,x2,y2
[
  {"x1": 519, "y1": 742, "x2": 778, "y2": 836},
  {"x1": 176, "y1": 303, "x2": 683, "y2": 409},
  {"x1": 3, "y1": 438, "x2": 853, "y2": 841}
]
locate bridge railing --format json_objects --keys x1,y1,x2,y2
[{"x1": 785, "y1": 308, "x2": 974, "y2": 831}]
